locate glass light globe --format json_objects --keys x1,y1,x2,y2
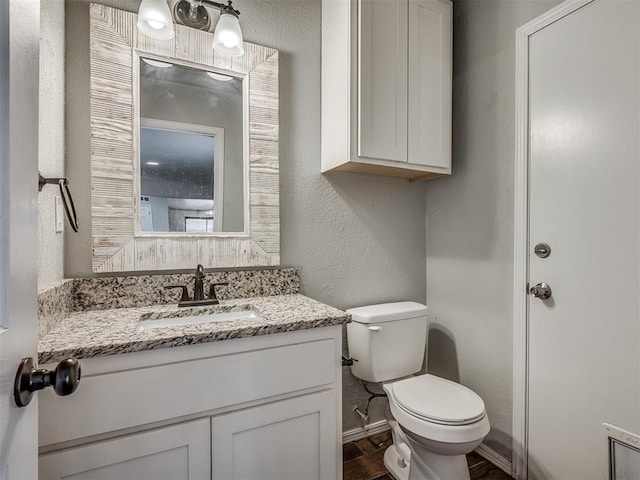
[
  {"x1": 137, "y1": 0, "x2": 174, "y2": 40},
  {"x1": 213, "y1": 12, "x2": 244, "y2": 57}
]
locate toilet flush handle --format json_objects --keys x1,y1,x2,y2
[{"x1": 368, "y1": 325, "x2": 383, "y2": 332}]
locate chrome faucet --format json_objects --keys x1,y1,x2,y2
[{"x1": 165, "y1": 264, "x2": 229, "y2": 307}]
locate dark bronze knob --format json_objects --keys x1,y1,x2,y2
[{"x1": 14, "y1": 357, "x2": 81, "y2": 408}]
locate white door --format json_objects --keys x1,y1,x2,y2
[
  {"x1": 527, "y1": 0, "x2": 640, "y2": 478},
  {"x1": 0, "y1": 0, "x2": 41, "y2": 478}
]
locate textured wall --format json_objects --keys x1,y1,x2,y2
[
  {"x1": 38, "y1": 0, "x2": 65, "y2": 291},
  {"x1": 425, "y1": 0, "x2": 559, "y2": 461},
  {"x1": 64, "y1": 0, "x2": 427, "y2": 433}
]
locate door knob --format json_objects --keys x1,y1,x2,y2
[
  {"x1": 14, "y1": 357, "x2": 81, "y2": 408},
  {"x1": 529, "y1": 283, "x2": 552, "y2": 300}
]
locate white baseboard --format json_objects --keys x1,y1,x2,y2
[
  {"x1": 342, "y1": 419, "x2": 390, "y2": 444},
  {"x1": 475, "y1": 443, "x2": 512, "y2": 476}
]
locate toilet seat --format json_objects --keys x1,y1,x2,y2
[
  {"x1": 383, "y1": 375, "x2": 491, "y2": 446},
  {"x1": 391, "y1": 374, "x2": 486, "y2": 426}
]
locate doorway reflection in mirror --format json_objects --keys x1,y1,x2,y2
[{"x1": 138, "y1": 57, "x2": 244, "y2": 234}]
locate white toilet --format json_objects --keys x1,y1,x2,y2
[{"x1": 346, "y1": 302, "x2": 490, "y2": 480}]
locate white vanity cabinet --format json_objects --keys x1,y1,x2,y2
[
  {"x1": 321, "y1": 0, "x2": 452, "y2": 181},
  {"x1": 38, "y1": 327, "x2": 342, "y2": 480}
]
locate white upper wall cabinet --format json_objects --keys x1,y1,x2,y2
[
  {"x1": 358, "y1": 0, "x2": 408, "y2": 162},
  {"x1": 322, "y1": 0, "x2": 452, "y2": 182},
  {"x1": 408, "y1": 0, "x2": 452, "y2": 169}
]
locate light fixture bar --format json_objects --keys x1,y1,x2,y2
[
  {"x1": 174, "y1": 0, "x2": 244, "y2": 56},
  {"x1": 137, "y1": 0, "x2": 245, "y2": 56},
  {"x1": 174, "y1": 0, "x2": 212, "y2": 31},
  {"x1": 198, "y1": 0, "x2": 240, "y2": 17}
]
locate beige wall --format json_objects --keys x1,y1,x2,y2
[{"x1": 425, "y1": 0, "x2": 560, "y2": 461}]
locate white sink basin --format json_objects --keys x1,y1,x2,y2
[{"x1": 138, "y1": 308, "x2": 260, "y2": 330}]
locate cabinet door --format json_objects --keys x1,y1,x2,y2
[
  {"x1": 39, "y1": 419, "x2": 210, "y2": 480},
  {"x1": 211, "y1": 391, "x2": 338, "y2": 480},
  {"x1": 358, "y1": 0, "x2": 408, "y2": 163},
  {"x1": 408, "y1": 0, "x2": 452, "y2": 169}
]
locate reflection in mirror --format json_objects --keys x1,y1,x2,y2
[
  {"x1": 138, "y1": 57, "x2": 245, "y2": 233},
  {"x1": 140, "y1": 124, "x2": 221, "y2": 232}
]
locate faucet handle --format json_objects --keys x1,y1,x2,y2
[
  {"x1": 165, "y1": 285, "x2": 190, "y2": 302},
  {"x1": 208, "y1": 282, "x2": 229, "y2": 302}
]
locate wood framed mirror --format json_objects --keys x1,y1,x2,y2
[{"x1": 89, "y1": 4, "x2": 279, "y2": 272}]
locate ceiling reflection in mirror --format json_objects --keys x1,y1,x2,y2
[{"x1": 139, "y1": 57, "x2": 245, "y2": 234}]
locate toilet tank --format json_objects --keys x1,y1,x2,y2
[{"x1": 346, "y1": 302, "x2": 428, "y2": 383}]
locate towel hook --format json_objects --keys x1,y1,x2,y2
[{"x1": 38, "y1": 173, "x2": 79, "y2": 232}]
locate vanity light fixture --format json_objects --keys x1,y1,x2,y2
[
  {"x1": 145, "y1": 161, "x2": 160, "y2": 166},
  {"x1": 137, "y1": 0, "x2": 245, "y2": 57},
  {"x1": 137, "y1": 0, "x2": 175, "y2": 40},
  {"x1": 210, "y1": 2, "x2": 244, "y2": 56}
]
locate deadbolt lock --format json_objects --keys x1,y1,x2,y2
[{"x1": 534, "y1": 243, "x2": 551, "y2": 258}]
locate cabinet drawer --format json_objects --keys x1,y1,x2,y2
[{"x1": 40, "y1": 338, "x2": 336, "y2": 447}]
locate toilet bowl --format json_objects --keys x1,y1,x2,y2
[
  {"x1": 346, "y1": 302, "x2": 490, "y2": 480},
  {"x1": 383, "y1": 374, "x2": 490, "y2": 480}
]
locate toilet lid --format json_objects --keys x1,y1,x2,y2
[{"x1": 391, "y1": 375, "x2": 486, "y2": 426}]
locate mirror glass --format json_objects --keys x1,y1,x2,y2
[{"x1": 138, "y1": 57, "x2": 245, "y2": 233}]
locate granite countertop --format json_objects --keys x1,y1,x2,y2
[{"x1": 38, "y1": 294, "x2": 350, "y2": 364}]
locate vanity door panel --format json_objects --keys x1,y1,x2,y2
[
  {"x1": 211, "y1": 390, "x2": 338, "y2": 480},
  {"x1": 39, "y1": 419, "x2": 210, "y2": 480}
]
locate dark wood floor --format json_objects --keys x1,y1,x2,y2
[{"x1": 343, "y1": 431, "x2": 512, "y2": 480}]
